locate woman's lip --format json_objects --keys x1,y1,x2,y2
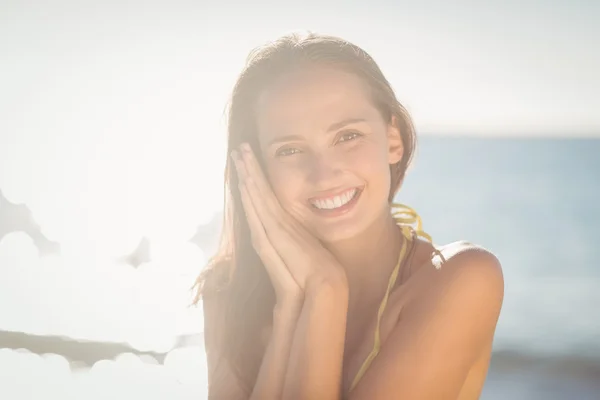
[{"x1": 308, "y1": 187, "x2": 363, "y2": 217}]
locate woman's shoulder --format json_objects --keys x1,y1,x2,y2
[
  {"x1": 378, "y1": 237, "x2": 503, "y2": 399},
  {"x1": 409, "y1": 234, "x2": 501, "y2": 274},
  {"x1": 434, "y1": 239, "x2": 502, "y2": 275},
  {"x1": 405, "y1": 236, "x2": 504, "y2": 309}
]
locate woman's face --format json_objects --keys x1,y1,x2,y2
[{"x1": 255, "y1": 65, "x2": 403, "y2": 243}]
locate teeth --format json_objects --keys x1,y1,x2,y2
[
  {"x1": 333, "y1": 196, "x2": 342, "y2": 208},
  {"x1": 342, "y1": 191, "x2": 350, "y2": 204},
  {"x1": 311, "y1": 189, "x2": 357, "y2": 210}
]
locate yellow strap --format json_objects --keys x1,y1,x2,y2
[
  {"x1": 391, "y1": 202, "x2": 432, "y2": 242},
  {"x1": 349, "y1": 203, "x2": 431, "y2": 392},
  {"x1": 349, "y1": 233, "x2": 408, "y2": 392}
]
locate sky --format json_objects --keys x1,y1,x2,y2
[
  {"x1": 0, "y1": 0, "x2": 598, "y2": 346},
  {"x1": 1, "y1": 0, "x2": 598, "y2": 140}
]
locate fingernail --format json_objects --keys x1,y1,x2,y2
[{"x1": 241, "y1": 143, "x2": 251, "y2": 153}]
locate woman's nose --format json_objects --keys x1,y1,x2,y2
[{"x1": 305, "y1": 153, "x2": 343, "y2": 186}]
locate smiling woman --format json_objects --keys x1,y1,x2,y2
[{"x1": 193, "y1": 32, "x2": 504, "y2": 400}]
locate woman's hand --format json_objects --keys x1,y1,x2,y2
[{"x1": 232, "y1": 143, "x2": 347, "y2": 305}]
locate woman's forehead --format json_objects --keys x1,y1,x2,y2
[{"x1": 255, "y1": 66, "x2": 380, "y2": 142}]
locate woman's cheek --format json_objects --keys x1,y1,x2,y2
[
  {"x1": 345, "y1": 142, "x2": 385, "y2": 174},
  {"x1": 267, "y1": 165, "x2": 302, "y2": 206}
]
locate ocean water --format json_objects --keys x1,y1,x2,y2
[
  {"x1": 400, "y1": 137, "x2": 600, "y2": 398},
  {"x1": 400, "y1": 137, "x2": 600, "y2": 359},
  {"x1": 1, "y1": 136, "x2": 599, "y2": 399}
]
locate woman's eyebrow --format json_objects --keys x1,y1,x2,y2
[
  {"x1": 268, "y1": 134, "x2": 305, "y2": 147},
  {"x1": 326, "y1": 117, "x2": 367, "y2": 132}
]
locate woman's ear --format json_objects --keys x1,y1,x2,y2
[{"x1": 387, "y1": 115, "x2": 404, "y2": 165}]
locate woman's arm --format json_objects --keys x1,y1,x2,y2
[
  {"x1": 204, "y1": 294, "x2": 303, "y2": 400},
  {"x1": 227, "y1": 144, "x2": 352, "y2": 399},
  {"x1": 208, "y1": 275, "x2": 348, "y2": 400},
  {"x1": 250, "y1": 299, "x2": 303, "y2": 400},
  {"x1": 282, "y1": 273, "x2": 350, "y2": 400}
]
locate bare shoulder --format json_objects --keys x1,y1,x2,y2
[
  {"x1": 409, "y1": 239, "x2": 505, "y2": 317},
  {"x1": 349, "y1": 242, "x2": 504, "y2": 398},
  {"x1": 435, "y1": 240, "x2": 504, "y2": 284}
]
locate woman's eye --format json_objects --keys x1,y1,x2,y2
[
  {"x1": 339, "y1": 131, "x2": 362, "y2": 142},
  {"x1": 275, "y1": 147, "x2": 300, "y2": 157}
]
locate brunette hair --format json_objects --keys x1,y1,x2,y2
[{"x1": 193, "y1": 31, "x2": 417, "y2": 393}]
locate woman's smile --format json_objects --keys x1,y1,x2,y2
[{"x1": 307, "y1": 186, "x2": 364, "y2": 218}]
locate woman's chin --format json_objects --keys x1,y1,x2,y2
[
  {"x1": 306, "y1": 196, "x2": 391, "y2": 244},
  {"x1": 309, "y1": 219, "x2": 368, "y2": 244}
]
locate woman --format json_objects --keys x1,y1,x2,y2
[{"x1": 194, "y1": 32, "x2": 504, "y2": 400}]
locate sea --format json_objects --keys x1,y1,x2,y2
[
  {"x1": 399, "y1": 137, "x2": 600, "y2": 399},
  {"x1": 1, "y1": 136, "x2": 599, "y2": 399}
]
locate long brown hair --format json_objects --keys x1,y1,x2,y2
[{"x1": 193, "y1": 31, "x2": 418, "y2": 393}]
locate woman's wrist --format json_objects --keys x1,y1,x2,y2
[
  {"x1": 274, "y1": 294, "x2": 304, "y2": 319},
  {"x1": 305, "y1": 268, "x2": 349, "y2": 301},
  {"x1": 308, "y1": 261, "x2": 348, "y2": 288}
]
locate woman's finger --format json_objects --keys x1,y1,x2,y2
[
  {"x1": 237, "y1": 144, "x2": 293, "y2": 241},
  {"x1": 236, "y1": 146, "x2": 314, "y2": 260},
  {"x1": 238, "y1": 178, "x2": 266, "y2": 252},
  {"x1": 239, "y1": 143, "x2": 285, "y2": 215},
  {"x1": 240, "y1": 183, "x2": 299, "y2": 296},
  {"x1": 241, "y1": 163, "x2": 316, "y2": 282},
  {"x1": 233, "y1": 152, "x2": 299, "y2": 294}
]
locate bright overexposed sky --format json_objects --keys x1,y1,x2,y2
[
  {"x1": 2, "y1": 0, "x2": 598, "y2": 139},
  {"x1": 0, "y1": 0, "x2": 598, "y2": 348}
]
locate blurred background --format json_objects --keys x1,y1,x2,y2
[{"x1": 1, "y1": 0, "x2": 599, "y2": 399}]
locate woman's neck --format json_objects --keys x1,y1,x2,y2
[{"x1": 323, "y1": 207, "x2": 404, "y2": 311}]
